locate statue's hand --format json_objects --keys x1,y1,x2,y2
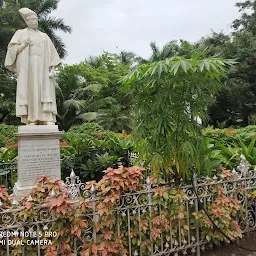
[
  {"x1": 49, "y1": 66, "x2": 55, "y2": 78},
  {"x1": 18, "y1": 43, "x2": 27, "y2": 53},
  {"x1": 18, "y1": 39, "x2": 32, "y2": 53},
  {"x1": 49, "y1": 70, "x2": 54, "y2": 78},
  {"x1": 24, "y1": 38, "x2": 33, "y2": 46}
]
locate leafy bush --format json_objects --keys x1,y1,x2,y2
[
  {"x1": 0, "y1": 124, "x2": 17, "y2": 138},
  {"x1": 194, "y1": 186, "x2": 242, "y2": 245},
  {"x1": 0, "y1": 125, "x2": 18, "y2": 162},
  {"x1": 202, "y1": 126, "x2": 256, "y2": 169},
  {"x1": 203, "y1": 125, "x2": 256, "y2": 146},
  {"x1": 64, "y1": 122, "x2": 103, "y2": 136},
  {"x1": 0, "y1": 124, "x2": 17, "y2": 148},
  {"x1": 60, "y1": 123, "x2": 134, "y2": 181}
]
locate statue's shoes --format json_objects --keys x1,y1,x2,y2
[{"x1": 44, "y1": 121, "x2": 55, "y2": 125}]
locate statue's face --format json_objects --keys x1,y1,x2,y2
[{"x1": 25, "y1": 15, "x2": 38, "y2": 29}]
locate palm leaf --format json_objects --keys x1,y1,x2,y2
[
  {"x1": 76, "y1": 112, "x2": 98, "y2": 122},
  {"x1": 40, "y1": 16, "x2": 71, "y2": 33},
  {"x1": 84, "y1": 84, "x2": 103, "y2": 93},
  {"x1": 37, "y1": 0, "x2": 58, "y2": 16},
  {"x1": 63, "y1": 99, "x2": 86, "y2": 110},
  {"x1": 86, "y1": 97, "x2": 116, "y2": 111}
]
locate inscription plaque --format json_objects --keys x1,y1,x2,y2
[{"x1": 19, "y1": 144, "x2": 60, "y2": 186}]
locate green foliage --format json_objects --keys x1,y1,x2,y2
[
  {"x1": 203, "y1": 126, "x2": 256, "y2": 168},
  {"x1": 214, "y1": 136, "x2": 256, "y2": 168},
  {"x1": 0, "y1": 123, "x2": 133, "y2": 178},
  {"x1": 60, "y1": 123, "x2": 134, "y2": 181},
  {"x1": 199, "y1": 28, "x2": 256, "y2": 127},
  {"x1": 203, "y1": 125, "x2": 256, "y2": 146},
  {"x1": 194, "y1": 185, "x2": 242, "y2": 245},
  {"x1": 238, "y1": 136, "x2": 256, "y2": 165},
  {"x1": 0, "y1": 124, "x2": 17, "y2": 139},
  {"x1": 0, "y1": 146, "x2": 17, "y2": 162},
  {"x1": 123, "y1": 56, "x2": 234, "y2": 179},
  {"x1": 0, "y1": 125, "x2": 17, "y2": 163},
  {"x1": 213, "y1": 143, "x2": 240, "y2": 169},
  {"x1": 0, "y1": 124, "x2": 17, "y2": 155},
  {"x1": 193, "y1": 137, "x2": 221, "y2": 176},
  {"x1": 0, "y1": 1, "x2": 22, "y2": 124},
  {"x1": 137, "y1": 40, "x2": 201, "y2": 64},
  {"x1": 56, "y1": 53, "x2": 133, "y2": 132},
  {"x1": 64, "y1": 122, "x2": 103, "y2": 134},
  {"x1": 0, "y1": 1, "x2": 23, "y2": 50},
  {"x1": 233, "y1": 0, "x2": 256, "y2": 34}
]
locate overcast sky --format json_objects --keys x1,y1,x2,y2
[{"x1": 52, "y1": 0, "x2": 240, "y2": 65}]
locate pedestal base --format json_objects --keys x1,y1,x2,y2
[
  {"x1": 13, "y1": 181, "x2": 35, "y2": 200},
  {"x1": 13, "y1": 125, "x2": 64, "y2": 200}
]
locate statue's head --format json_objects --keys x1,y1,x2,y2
[{"x1": 19, "y1": 8, "x2": 38, "y2": 30}]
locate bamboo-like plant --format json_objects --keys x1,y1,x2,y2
[{"x1": 122, "y1": 56, "x2": 235, "y2": 179}]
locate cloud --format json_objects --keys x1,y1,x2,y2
[{"x1": 52, "y1": 0, "x2": 240, "y2": 64}]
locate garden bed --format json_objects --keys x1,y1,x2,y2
[{"x1": 202, "y1": 231, "x2": 256, "y2": 256}]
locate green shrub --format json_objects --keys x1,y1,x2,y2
[
  {"x1": 203, "y1": 125, "x2": 256, "y2": 146},
  {"x1": 203, "y1": 126, "x2": 256, "y2": 168},
  {"x1": 0, "y1": 125, "x2": 17, "y2": 156},
  {"x1": 0, "y1": 124, "x2": 17, "y2": 139},
  {"x1": 60, "y1": 123, "x2": 135, "y2": 181}
]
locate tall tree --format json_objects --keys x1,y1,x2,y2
[
  {"x1": 137, "y1": 41, "x2": 179, "y2": 64},
  {"x1": 56, "y1": 53, "x2": 133, "y2": 132},
  {"x1": 137, "y1": 40, "x2": 199, "y2": 64},
  {"x1": 197, "y1": 3, "x2": 256, "y2": 127},
  {"x1": 233, "y1": 0, "x2": 256, "y2": 34},
  {"x1": 118, "y1": 51, "x2": 136, "y2": 64},
  {"x1": 0, "y1": 1, "x2": 22, "y2": 124}
]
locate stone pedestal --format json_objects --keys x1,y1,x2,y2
[{"x1": 13, "y1": 125, "x2": 64, "y2": 200}]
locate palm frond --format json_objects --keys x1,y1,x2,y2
[
  {"x1": 86, "y1": 97, "x2": 116, "y2": 111},
  {"x1": 76, "y1": 112, "x2": 98, "y2": 122},
  {"x1": 63, "y1": 99, "x2": 86, "y2": 110},
  {"x1": 119, "y1": 51, "x2": 136, "y2": 64},
  {"x1": 134, "y1": 56, "x2": 148, "y2": 65},
  {"x1": 97, "y1": 107, "x2": 132, "y2": 132},
  {"x1": 40, "y1": 16, "x2": 71, "y2": 33},
  {"x1": 53, "y1": 80, "x2": 64, "y2": 100},
  {"x1": 160, "y1": 40, "x2": 178, "y2": 59},
  {"x1": 84, "y1": 56, "x2": 103, "y2": 68},
  {"x1": 17, "y1": 0, "x2": 58, "y2": 15},
  {"x1": 149, "y1": 41, "x2": 160, "y2": 62},
  {"x1": 37, "y1": 0, "x2": 58, "y2": 16},
  {"x1": 84, "y1": 84, "x2": 103, "y2": 93}
]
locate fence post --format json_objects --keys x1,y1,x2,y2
[
  {"x1": 146, "y1": 177, "x2": 153, "y2": 256},
  {"x1": 90, "y1": 184, "x2": 97, "y2": 243},
  {"x1": 193, "y1": 173, "x2": 201, "y2": 256}
]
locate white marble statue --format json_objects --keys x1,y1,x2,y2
[{"x1": 5, "y1": 8, "x2": 60, "y2": 125}]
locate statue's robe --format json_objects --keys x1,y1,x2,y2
[{"x1": 5, "y1": 28, "x2": 60, "y2": 124}]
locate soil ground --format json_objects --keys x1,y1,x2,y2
[{"x1": 202, "y1": 231, "x2": 256, "y2": 256}]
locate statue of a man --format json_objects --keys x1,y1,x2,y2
[{"x1": 5, "y1": 8, "x2": 60, "y2": 125}]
